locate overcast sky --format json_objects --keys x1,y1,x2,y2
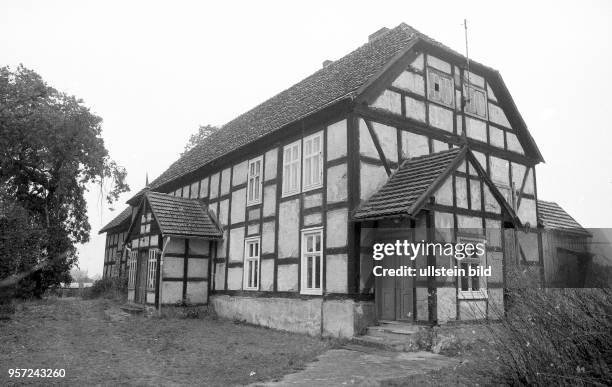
[{"x1": 2, "y1": 0, "x2": 611, "y2": 276}]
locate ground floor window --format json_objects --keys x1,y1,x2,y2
[
  {"x1": 127, "y1": 250, "x2": 137, "y2": 289},
  {"x1": 301, "y1": 228, "x2": 323, "y2": 295},
  {"x1": 458, "y1": 236, "x2": 487, "y2": 299},
  {"x1": 243, "y1": 237, "x2": 260, "y2": 290},
  {"x1": 147, "y1": 249, "x2": 159, "y2": 291}
]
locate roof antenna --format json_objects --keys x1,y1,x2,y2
[
  {"x1": 463, "y1": 19, "x2": 471, "y2": 87},
  {"x1": 145, "y1": 172, "x2": 149, "y2": 187}
]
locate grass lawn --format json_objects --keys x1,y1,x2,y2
[{"x1": 0, "y1": 298, "x2": 330, "y2": 386}]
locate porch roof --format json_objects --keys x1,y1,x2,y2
[
  {"x1": 353, "y1": 147, "x2": 520, "y2": 223},
  {"x1": 145, "y1": 192, "x2": 223, "y2": 239},
  {"x1": 99, "y1": 206, "x2": 132, "y2": 234},
  {"x1": 537, "y1": 200, "x2": 590, "y2": 237}
]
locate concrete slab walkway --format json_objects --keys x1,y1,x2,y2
[{"x1": 254, "y1": 344, "x2": 459, "y2": 386}]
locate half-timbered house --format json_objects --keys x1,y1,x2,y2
[{"x1": 99, "y1": 23, "x2": 587, "y2": 336}]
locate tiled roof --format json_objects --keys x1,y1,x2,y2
[
  {"x1": 99, "y1": 206, "x2": 132, "y2": 234},
  {"x1": 138, "y1": 23, "x2": 428, "y2": 197},
  {"x1": 537, "y1": 200, "x2": 590, "y2": 237},
  {"x1": 146, "y1": 192, "x2": 223, "y2": 239},
  {"x1": 354, "y1": 148, "x2": 463, "y2": 220}
]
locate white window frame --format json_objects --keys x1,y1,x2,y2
[
  {"x1": 247, "y1": 156, "x2": 263, "y2": 206},
  {"x1": 282, "y1": 140, "x2": 302, "y2": 197},
  {"x1": 243, "y1": 237, "x2": 261, "y2": 290},
  {"x1": 127, "y1": 250, "x2": 137, "y2": 289},
  {"x1": 427, "y1": 68, "x2": 455, "y2": 108},
  {"x1": 457, "y1": 236, "x2": 488, "y2": 299},
  {"x1": 147, "y1": 249, "x2": 159, "y2": 291},
  {"x1": 463, "y1": 83, "x2": 488, "y2": 119},
  {"x1": 302, "y1": 131, "x2": 323, "y2": 192},
  {"x1": 300, "y1": 227, "x2": 324, "y2": 295}
]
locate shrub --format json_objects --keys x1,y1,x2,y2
[
  {"x1": 85, "y1": 276, "x2": 127, "y2": 300},
  {"x1": 485, "y1": 288, "x2": 612, "y2": 386}
]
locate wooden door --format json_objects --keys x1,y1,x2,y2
[
  {"x1": 134, "y1": 250, "x2": 148, "y2": 304},
  {"x1": 376, "y1": 227, "x2": 414, "y2": 321}
]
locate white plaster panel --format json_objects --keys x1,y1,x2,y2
[
  {"x1": 217, "y1": 230, "x2": 228, "y2": 258},
  {"x1": 457, "y1": 215, "x2": 483, "y2": 231},
  {"x1": 220, "y1": 168, "x2": 231, "y2": 196},
  {"x1": 455, "y1": 176, "x2": 468, "y2": 208},
  {"x1": 433, "y1": 140, "x2": 448, "y2": 153},
  {"x1": 359, "y1": 119, "x2": 378, "y2": 158},
  {"x1": 230, "y1": 188, "x2": 247, "y2": 224},
  {"x1": 465, "y1": 117, "x2": 487, "y2": 142},
  {"x1": 248, "y1": 208, "x2": 260, "y2": 221},
  {"x1": 472, "y1": 151, "x2": 487, "y2": 171},
  {"x1": 186, "y1": 281, "x2": 207, "y2": 304},
  {"x1": 263, "y1": 184, "x2": 277, "y2": 217},
  {"x1": 198, "y1": 177, "x2": 209, "y2": 198},
  {"x1": 247, "y1": 222, "x2": 260, "y2": 235},
  {"x1": 434, "y1": 211, "x2": 454, "y2": 242},
  {"x1": 232, "y1": 161, "x2": 248, "y2": 186},
  {"x1": 303, "y1": 193, "x2": 322, "y2": 209},
  {"x1": 404, "y1": 96, "x2": 426, "y2": 123},
  {"x1": 264, "y1": 148, "x2": 278, "y2": 181},
  {"x1": 161, "y1": 282, "x2": 183, "y2": 304},
  {"x1": 277, "y1": 264, "x2": 298, "y2": 291},
  {"x1": 392, "y1": 71, "x2": 424, "y2": 95},
  {"x1": 188, "y1": 258, "x2": 208, "y2": 278},
  {"x1": 402, "y1": 131, "x2": 429, "y2": 158},
  {"x1": 326, "y1": 119, "x2": 347, "y2": 161},
  {"x1": 326, "y1": 163, "x2": 348, "y2": 204},
  {"x1": 373, "y1": 122, "x2": 398, "y2": 163},
  {"x1": 435, "y1": 176, "x2": 453, "y2": 206},
  {"x1": 428, "y1": 104, "x2": 453, "y2": 132},
  {"x1": 304, "y1": 212, "x2": 322, "y2": 227},
  {"x1": 260, "y1": 259, "x2": 274, "y2": 291},
  {"x1": 228, "y1": 227, "x2": 245, "y2": 262},
  {"x1": 486, "y1": 83, "x2": 498, "y2": 102},
  {"x1": 488, "y1": 103, "x2": 511, "y2": 128},
  {"x1": 484, "y1": 184, "x2": 501, "y2": 213},
  {"x1": 506, "y1": 132, "x2": 524, "y2": 154},
  {"x1": 360, "y1": 162, "x2": 388, "y2": 201},
  {"x1": 326, "y1": 254, "x2": 347, "y2": 293},
  {"x1": 489, "y1": 126, "x2": 505, "y2": 148},
  {"x1": 278, "y1": 199, "x2": 300, "y2": 258},
  {"x1": 463, "y1": 70, "x2": 485, "y2": 88},
  {"x1": 262, "y1": 222, "x2": 275, "y2": 254},
  {"x1": 371, "y1": 89, "x2": 401, "y2": 115},
  {"x1": 490, "y1": 156, "x2": 510, "y2": 185},
  {"x1": 426, "y1": 55, "x2": 451, "y2": 73},
  {"x1": 517, "y1": 198, "x2": 537, "y2": 226},
  {"x1": 326, "y1": 208, "x2": 348, "y2": 248},
  {"x1": 209, "y1": 172, "x2": 220, "y2": 199},
  {"x1": 214, "y1": 263, "x2": 225, "y2": 290},
  {"x1": 162, "y1": 257, "x2": 183, "y2": 278},
  {"x1": 227, "y1": 267, "x2": 243, "y2": 290},
  {"x1": 216, "y1": 200, "x2": 229, "y2": 229},
  {"x1": 511, "y1": 163, "x2": 527, "y2": 191}
]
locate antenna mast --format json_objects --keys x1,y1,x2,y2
[{"x1": 463, "y1": 19, "x2": 471, "y2": 86}]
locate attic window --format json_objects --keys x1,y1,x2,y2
[{"x1": 427, "y1": 68, "x2": 454, "y2": 108}]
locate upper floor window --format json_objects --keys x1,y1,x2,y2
[
  {"x1": 427, "y1": 68, "x2": 454, "y2": 108},
  {"x1": 243, "y1": 237, "x2": 260, "y2": 290},
  {"x1": 301, "y1": 228, "x2": 323, "y2": 295},
  {"x1": 464, "y1": 84, "x2": 487, "y2": 118},
  {"x1": 247, "y1": 156, "x2": 263, "y2": 205},
  {"x1": 302, "y1": 132, "x2": 323, "y2": 191},
  {"x1": 282, "y1": 140, "x2": 301, "y2": 196}
]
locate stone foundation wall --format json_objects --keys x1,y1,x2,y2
[{"x1": 210, "y1": 295, "x2": 375, "y2": 337}]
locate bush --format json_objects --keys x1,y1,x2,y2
[
  {"x1": 85, "y1": 276, "x2": 127, "y2": 300},
  {"x1": 485, "y1": 288, "x2": 612, "y2": 386}
]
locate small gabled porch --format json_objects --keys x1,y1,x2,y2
[{"x1": 122, "y1": 191, "x2": 223, "y2": 308}]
